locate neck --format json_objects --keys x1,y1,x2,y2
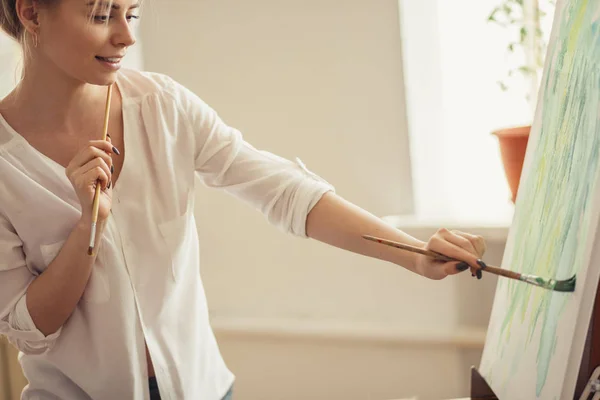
[{"x1": 2, "y1": 59, "x2": 114, "y2": 135}]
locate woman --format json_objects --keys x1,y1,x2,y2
[{"x1": 0, "y1": 0, "x2": 486, "y2": 399}]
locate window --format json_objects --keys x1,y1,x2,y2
[{"x1": 398, "y1": 0, "x2": 553, "y2": 223}]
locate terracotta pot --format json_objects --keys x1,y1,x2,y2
[{"x1": 492, "y1": 125, "x2": 531, "y2": 203}]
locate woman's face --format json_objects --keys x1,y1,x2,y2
[{"x1": 36, "y1": 0, "x2": 139, "y2": 85}]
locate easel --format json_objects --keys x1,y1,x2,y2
[{"x1": 467, "y1": 276, "x2": 600, "y2": 400}]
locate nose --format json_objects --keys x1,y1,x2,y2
[{"x1": 112, "y1": 19, "x2": 137, "y2": 48}]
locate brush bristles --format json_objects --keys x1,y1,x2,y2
[
  {"x1": 553, "y1": 275, "x2": 577, "y2": 293},
  {"x1": 520, "y1": 274, "x2": 576, "y2": 292}
]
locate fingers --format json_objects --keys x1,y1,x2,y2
[
  {"x1": 451, "y1": 230, "x2": 486, "y2": 257},
  {"x1": 438, "y1": 229, "x2": 478, "y2": 256},
  {"x1": 80, "y1": 157, "x2": 112, "y2": 190},
  {"x1": 85, "y1": 139, "x2": 118, "y2": 158},
  {"x1": 450, "y1": 230, "x2": 487, "y2": 279},
  {"x1": 76, "y1": 164, "x2": 110, "y2": 192},
  {"x1": 441, "y1": 261, "x2": 470, "y2": 277},
  {"x1": 427, "y1": 228, "x2": 487, "y2": 278},
  {"x1": 428, "y1": 229, "x2": 479, "y2": 265},
  {"x1": 65, "y1": 140, "x2": 118, "y2": 185},
  {"x1": 66, "y1": 141, "x2": 117, "y2": 171}
]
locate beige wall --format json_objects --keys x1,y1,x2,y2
[
  {"x1": 140, "y1": 0, "x2": 416, "y2": 328},
  {"x1": 0, "y1": 339, "x2": 27, "y2": 400}
]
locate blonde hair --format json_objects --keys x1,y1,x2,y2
[
  {"x1": 0, "y1": 0, "x2": 34, "y2": 41},
  {"x1": 0, "y1": 0, "x2": 116, "y2": 88},
  {"x1": 0, "y1": 0, "x2": 112, "y2": 45}
]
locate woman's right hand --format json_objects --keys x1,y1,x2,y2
[
  {"x1": 65, "y1": 140, "x2": 117, "y2": 223},
  {"x1": 415, "y1": 228, "x2": 487, "y2": 280}
]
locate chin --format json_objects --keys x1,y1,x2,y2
[
  {"x1": 86, "y1": 72, "x2": 118, "y2": 87},
  {"x1": 57, "y1": 61, "x2": 117, "y2": 87}
]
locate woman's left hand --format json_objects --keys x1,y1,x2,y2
[{"x1": 415, "y1": 228, "x2": 487, "y2": 280}]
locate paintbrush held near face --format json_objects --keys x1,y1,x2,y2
[{"x1": 362, "y1": 234, "x2": 576, "y2": 293}]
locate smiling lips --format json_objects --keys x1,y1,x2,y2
[
  {"x1": 95, "y1": 55, "x2": 124, "y2": 71},
  {"x1": 96, "y1": 56, "x2": 123, "y2": 63}
]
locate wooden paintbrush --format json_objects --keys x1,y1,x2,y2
[
  {"x1": 88, "y1": 84, "x2": 113, "y2": 256},
  {"x1": 362, "y1": 234, "x2": 576, "y2": 292}
]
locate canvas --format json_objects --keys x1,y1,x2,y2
[{"x1": 479, "y1": 0, "x2": 600, "y2": 399}]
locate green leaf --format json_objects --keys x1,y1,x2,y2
[
  {"x1": 520, "y1": 27, "x2": 527, "y2": 42},
  {"x1": 487, "y1": 7, "x2": 500, "y2": 21},
  {"x1": 498, "y1": 81, "x2": 509, "y2": 91},
  {"x1": 518, "y1": 66, "x2": 535, "y2": 75}
]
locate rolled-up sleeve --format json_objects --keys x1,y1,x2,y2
[
  {"x1": 0, "y1": 215, "x2": 62, "y2": 355},
  {"x1": 169, "y1": 80, "x2": 335, "y2": 237}
]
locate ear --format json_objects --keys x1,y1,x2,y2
[{"x1": 15, "y1": 0, "x2": 41, "y2": 36}]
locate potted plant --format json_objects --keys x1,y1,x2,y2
[{"x1": 487, "y1": 0, "x2": 555, "y2": 202}]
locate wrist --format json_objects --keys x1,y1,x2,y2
[
  {"x1": 387, "y1": 239, "x2": 424, "y2": 271},
  {"x1": 77, "y1": 215, "x2": 104, "y2": 232},
  {"x1": 77, "y1": 215, "x2": 107, "y2": 251},
  {"x1": 79, "y1": 212, "x2": 108, "y2": 227},
  {"x1": 78, "y1": 214, "x2": 94, "y2": 229}
]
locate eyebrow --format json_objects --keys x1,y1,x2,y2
[{"x1": 86, "y1": 1, "x2": 140, "y2": 10}]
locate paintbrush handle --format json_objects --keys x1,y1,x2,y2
[
  {"x1": 364, "y1": 235, "x2": 455, "y2": 262},
  {"x1": 482, "y1": 265, "x2": 521, "y2": 280},
  {"x1": 362, "y1": 234, "x2": 520, "y2": 279},
  {"x1": 88, "y1": 84, "x2": 113, "y2": 256}
]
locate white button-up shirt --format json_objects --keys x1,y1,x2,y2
[{"x1": 0, "y1": 69, "x2": 334, "y2": 400}]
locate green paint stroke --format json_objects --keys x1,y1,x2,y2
[{"x1": 492, "y1": 0, "x2": 600, "y2": 396}]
